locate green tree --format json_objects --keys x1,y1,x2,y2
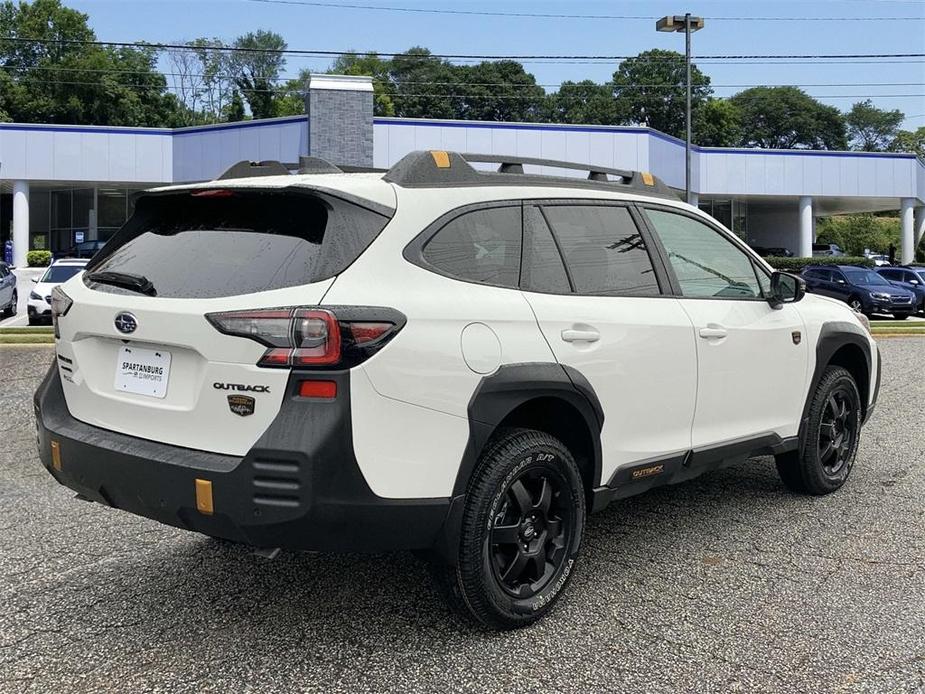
[
  {"x1": 453, "y1": 60, "x2": 545, "y2": 122},
  {"x1": 229, "y1": 30, "x2": 286, "y2": 119},
  {"x1": 611, "y1": 49, "x2": 711, "y2": 138},
  {"x1": 389, "y1": 47, "x2": 459, "y2": 119},
  {"x1": 0, "y1": 0, "x2": 183, "y2": 126},
  {"x1": 693, "y1": 98, "x2": 742, "y2": 147},
  {"x1": 845, "y1": 99, "x2": 904, "y2": 151},
  {"x1": 730, "y1": 86, "x2": 847, "y2": 150},
  {"x1": 816, "y1": 214, "x2": 900, "y2": 256},
  {"x1": 889, "y1": 126, "x2": 925, "y2": 159},
  {"x1": 224, "y1": 89, "x2": 245, "y2": 122},
  {"x1": 543, "y1": 80, "x2": 616, "y2": 125},
  {"x1": 329, "y1": 52, "x2": 395, "y2": 116}
]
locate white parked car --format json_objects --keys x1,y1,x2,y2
[
  {"x1": 34, "y1": 152, "x2": 880, "y2": 629},
  {"x1": 28, "y1": 258, "x2": 89, "y2": 325}
]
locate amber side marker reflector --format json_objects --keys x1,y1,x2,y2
[
  {"x1": 641, "y1": 172, "x2": 655, "y2": 186},
  {"x1": 50, "y1": 440, "x2": 61, "y2": 471},
  {"x1": 430, "y1": 150, "x2": 451, "y2": 169},
  {"x1": 298, "y1": 380, "x2": 337, "y2": 399},
  {"x1": 195, "y1": 479, "x2": 214, "y2": 515}
]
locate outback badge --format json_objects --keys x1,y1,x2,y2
[{"x1": 227, "y1": 394, "x2": 255, "y2": 417}]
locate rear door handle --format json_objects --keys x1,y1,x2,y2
[
  {"x1": 561, "y1": 328, "x2": 600, "y2": 343},
  {"x1": 698, "y1": 326, "x2": 728, "y2": 339}
]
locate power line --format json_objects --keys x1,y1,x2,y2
[
  {"x1": 1, "y1": 37, "x2": 922, "y2": 62},
  {"x1": 240, "y1": 0, "x2": 925, "y2": 21},
  {"x1": 2, "y1": 65, "x2": 922, "y2": 90}
]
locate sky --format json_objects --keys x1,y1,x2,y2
[{"x1": 67, "y1": 0, "x2": 925, "y2": 129}]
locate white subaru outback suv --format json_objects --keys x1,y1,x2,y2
[{"x1": 35, "y1": 151, "x2": 880, "y2": 630}]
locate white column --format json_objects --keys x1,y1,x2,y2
[
  {"x1": 900, "y1": 198, "x2": 915, "y2": 265},
  {"x1": 798, "y1": 196, "x2": 813, "y2": 258},
  {"x1": 688, "y1": 191, "x2": 699, "y2": 207},
  {"x1": 914, "y1": 205, "x2": 925, "y2": 249},
  {"x1": 12, "y1": 180, "x2": 29, "y2": 268}
]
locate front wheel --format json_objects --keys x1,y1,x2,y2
[
  {"x1": 776, "y1": 365, "x2": 861, "y2": 495},
  {"x1": 848, "y1": 296, "x2": 865, "y2": 315},
  {"x1": 437, "y1": 428, "x2": 585, "y2": 630},
  {"x1": 892, "y1": 313, "x2": 909, "y2": 320}
]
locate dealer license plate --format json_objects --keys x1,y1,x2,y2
[{"x1": 114, "y1": 345, "x2": 171, "y2": 399}]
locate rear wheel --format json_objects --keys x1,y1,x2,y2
[
  {"x1": 436, "y1": 428, "x2": 585, "y2": 630},
  {"x1": 776, "y1": 365, "x2": 861, "y2": 495}
]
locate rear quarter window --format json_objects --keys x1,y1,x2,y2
[{"x1": 86, "y1": 190, "x2": 391, "y2": 299}]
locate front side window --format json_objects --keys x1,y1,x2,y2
[
  {"x1": 541, "y1": 205, "x2": 659, "y2": 296},
  {"x1": 422, "y1": 206, "x2": 522, "y2": 288},
  {"x1": 644, "y1": 209, "x2": 764, "y2": 299}
]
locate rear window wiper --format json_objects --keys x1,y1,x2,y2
[{"x1": 86, "y1": 271, "x2": 157, "y2": 296}]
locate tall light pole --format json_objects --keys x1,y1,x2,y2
[{"x1": 656, "y1": 14, "x2": 704, "y2": 205}]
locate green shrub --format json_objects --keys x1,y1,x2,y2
[
  {"x1": 26, "y1": 250, "x2": 52, "y2": 267},
  {"x1": 766, "y1": 256, "x2": 874, "y2": 272}
]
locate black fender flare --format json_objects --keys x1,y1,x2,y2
[
  {"x1": 800, "y1": 321, "x2": 875, "y2": 445},
  {"x1": 435, "y1": 362, "x2": 603, "y2": 563}
]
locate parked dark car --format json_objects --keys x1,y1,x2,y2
[
  {"x1": 812, "y1": 243, "x2": 846, "y2": 257},
  {"x1": 751, "y1": 246, "x2": 794, "y2": 258},
  {"x1": 802, "y1": 265, "x2": 916, "y2": 318},
  {"x1": 877, "y1": 266, "x2": 925, "y2": 313},
  {"x1": 57, "y1": 240, "x2": 106, "y2": 259}
]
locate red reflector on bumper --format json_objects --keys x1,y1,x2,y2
[{"x1": 298, "y1": 380, "x2": 337, "y2": 399}]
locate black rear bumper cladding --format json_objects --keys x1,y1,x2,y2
[{"x1": 33, "y1": 364, "x2": 449, "y2": 553}]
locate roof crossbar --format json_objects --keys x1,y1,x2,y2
[
  {"x1": 381, "y1": 150, "x2": 678, "y2": 199},
  {"x1": 460, "y1": 153, "x2": 635, "y2": 182}
]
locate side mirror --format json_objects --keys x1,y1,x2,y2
[{"x1": 769, "y1": 271, "x2": 805, "y2": 309}]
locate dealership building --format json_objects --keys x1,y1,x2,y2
[{"x1": 1, "y1": 74, "x2": 923, "y2": 268}]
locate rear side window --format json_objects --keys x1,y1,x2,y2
[
  {"x1": 541, "y1": 204, "x2": 659, "y2": 296},
  {"x1": 86, "y1": 190, "x2": 390, "y2": 299},
  {"x1": 521, "y1": 206, "x2": 571, "y2": 294},
  {"x1": 421, "y1": 206, "x2": 522, "y2": 288}
]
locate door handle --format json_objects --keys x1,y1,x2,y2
[
  {"x1": 561, "y1": 328, "x2": 600, "y2": 343},
  {"x1": 698, "y1": 326, "x2": 728, "y2": 339}
]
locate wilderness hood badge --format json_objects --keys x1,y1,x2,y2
[
  {"x1": 227, "y1": 394, "x2": 256, "y2": 417},
  {"x1": 792, "y1": 331, "x2": 802, "y2": 345}
]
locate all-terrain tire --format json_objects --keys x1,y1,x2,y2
[
  {"x1": 436, "y1": 427, "x2": 585, "y2": 630},
  {"x1": 775, "y1": 365, "x2": 861, "y2": 495}
]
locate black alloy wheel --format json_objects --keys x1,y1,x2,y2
[
  {"x1": 489, "y1": 468, "x2": 571, "y2": 599},
  {"x1": 818, "y1": 387, "x2": 857, "y2": 477}
]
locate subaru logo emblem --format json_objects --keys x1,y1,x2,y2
[{"x1": 114, "y1": 312, "x2": 137, "y2": 334}]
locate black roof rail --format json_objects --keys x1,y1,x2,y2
[
  {"x1": 381, "y1": 150, "x2": 678, "y2": 199},
  {"x1": 215, "y1": 156, "x2": 389, "y2": 180}
]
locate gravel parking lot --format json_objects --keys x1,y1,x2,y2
[{"x1": 1, "y1": 342, "x2": 923, "y2": 693}]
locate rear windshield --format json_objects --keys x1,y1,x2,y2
[
  {"x1": 85, "y1": 189, "x2": 391, "y2": 299},
  {"x1": 42, "y1": 265, "x2": 85, "y2": 283}
]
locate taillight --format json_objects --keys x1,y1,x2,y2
[
  {"x1": 50, "y1": 286, "x2": 73, "y2": 339},
  {"x1": 206, "y1": 306, "x2": 404, "y2": 369}
]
